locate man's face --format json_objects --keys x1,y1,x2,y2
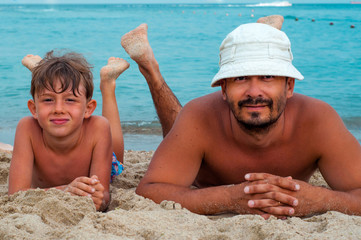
[{"x1": 221, "y1": 75, "x2": 295, "y2": 131}]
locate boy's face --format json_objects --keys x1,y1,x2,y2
[{"x1": 28, "y1": 79, "x2": 96, "y2": 139}]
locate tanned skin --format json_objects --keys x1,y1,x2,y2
[
  {"x1": 9, "y1": 54, "x2": 129, "y2": 211},
  {"x1": 120, "y1": 16, "x2": 361, "y2": 219}
]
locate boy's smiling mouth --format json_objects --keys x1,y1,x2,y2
[{"x1": 50, "y1": 118, "x2": 69, "y2": 125}]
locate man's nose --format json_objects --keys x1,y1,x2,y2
[{"x1": 245, "y1": 77, "x2": 263, "y2": 98}]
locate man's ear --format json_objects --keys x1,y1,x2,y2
[
  {"x1": 27, "y1": 99, "x2": 38, "y2": 119},
  {"x1": 220, "y1": 79, "x2": 227, "y2": 100},
  {"x1": 286, "y1": 78, "x2": 295, "y2": 98},
  {"x1": 84, "y1": 99, "x2": 97, "y2": 118}
]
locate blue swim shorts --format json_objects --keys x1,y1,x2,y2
[{"x1": 111, "y1": 153, "x2": 124, "y2": 182}]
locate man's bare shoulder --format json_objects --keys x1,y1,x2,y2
[
  {"x1": 165, "y1": 91, "x2": 228, "y2": 147},
  {"x1": 287, "y1": 93, "x2": 347, "y2": 146},
  {"x1": 182, "y1": 91, "x2": 225, "y2": 115},
  {"x1": 288, "y1": 93, "x2": 339, "y2": 122}
]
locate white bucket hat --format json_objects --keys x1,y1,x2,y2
[{"x1": 211, "y1": 23, "x2": 304, "y2": 87}]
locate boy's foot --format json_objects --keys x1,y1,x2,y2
[
  {"x1": 121, "y1": 23, "x2": 155, "y2": 67},
  {"x1": 21, "y1": 54, "x2": 42, "y2": 72},
  {"x1": 100, "y1": 57, "x2": 129, "y2": 91},
  {"x1": 257, "y1": 15, "x2": 284, "y2": 30}
]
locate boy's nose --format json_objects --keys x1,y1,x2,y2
[{"x1": 54, "y1": 101, "x2": 65, "y2": 113}]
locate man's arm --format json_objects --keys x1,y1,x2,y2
[
  {"x1": 314, "y1": 101, "x2": 361, "y2": 215},
  {"x1": 136, "y1": 100, "x2": 278, "y2": 215},
  {"x1": 244, "y1": 101, "x2": 361, "y2": 217}
]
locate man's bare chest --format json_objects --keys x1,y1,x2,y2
[{"x1": 196, "y1": 144, "x2": 318, "y2": 186}]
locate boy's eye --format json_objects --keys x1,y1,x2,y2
[
  {"x1": 66, "y1": 98, "x2": 76, "y2": 102},
  {"x1": 42, "y1": 98, "x2": 53, "y2": 102}
]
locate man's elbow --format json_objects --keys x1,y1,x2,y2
[
  {"x1": 135, "y1": 181, "x2": 147, "y2": 197},
  {"x1": 135, "y1": 180, "x2": 159, "y2": 203}
]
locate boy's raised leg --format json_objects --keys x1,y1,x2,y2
[
  {"x1": 100, "y1": 57, "x2": 129, "y2": 161},
  {"x1": 22, "y1": 54, "x2": 42, "y2": 71},
  {"x1": 121, "y1": 24, "x2": 182, "y2": 137}
]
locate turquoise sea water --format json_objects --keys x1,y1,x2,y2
[{"x1": 0, "y1": 3, "x2": 360, "y2": 150}]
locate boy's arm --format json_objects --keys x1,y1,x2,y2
[
  {"x1": 8, "y1": 117, "x2": 35, "y2": 194},
  {"x1": 88, "y1": 117, "x2": 113, "y2": 211}
]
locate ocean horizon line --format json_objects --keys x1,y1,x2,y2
[{"x1": 0, "y1": 3, "x2": 356, "y2": 5}]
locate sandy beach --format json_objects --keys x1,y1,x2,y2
[{"x1": 1, "y1": 146, "x2": 361, "y2": 240}]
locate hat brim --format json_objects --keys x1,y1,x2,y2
[{"x1": 211, "y1": 59, "x2": 304, "y2": 87}]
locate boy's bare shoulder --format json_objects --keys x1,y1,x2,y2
[
  {"x1": 85, "y1": 115, "x2": 109, "y2": 125},
  {"x1": 17, "y1": 116, "x2": 41, "y2": 131},
  {"x1": 83, "y1": 115, "x2": 111, "y2": 133}
]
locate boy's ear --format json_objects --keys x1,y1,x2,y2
[
  {"x1": 84, "y1": 99, "x2": 97, "y2": 118},
  {"x1": 27, "y1": 99, "x2": 38, "y2": 119}
]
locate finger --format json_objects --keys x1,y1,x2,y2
[
  {"x1": 92, "y1": 182, "x2": 104, "y2": 192},
  {"x1": 91, "y1": 189, "x2": 104, "y2": 200},
  {"x1": 246, "y1": 191, "x2": 298, "y2": 207},
  {"x1": 261, "y1": 206, "x2": 295, "y2": 216},
  {"x1": 70, "y1": 181, "x2": 96, "y2": 195},
  {"x1": 248, "y1": 199, "x2": 284, "y2": 208},
  {"x1": 76, "y1": 176, "x2": 99, "y2": 185},
  {"x1": 91, "y1": 175, "x2": 99, "y2": 181},
  {"x1": 245, "y1": 173, "x2": 300, "y2": 191},
  {"x1": 65, "y1": 185, "x2": 93, "y2": 197}
]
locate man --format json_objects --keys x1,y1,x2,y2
[{"x1": 121, "y1": 16, "x2": 361, "y2": 219}]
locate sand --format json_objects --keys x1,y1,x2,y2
[{"x1": 1, "y1": 146, "x2": 361, "y2": 240}]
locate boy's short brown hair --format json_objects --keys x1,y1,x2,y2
[{"x1": 31, "y1": 50, "x2": 94, "y2": 101}]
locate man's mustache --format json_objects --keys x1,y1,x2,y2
[{"x1": 238, "y1": 97, "x2": 273, "y2": 107}]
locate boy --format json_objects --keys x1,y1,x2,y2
[{"x1": 8, "y1": 51, "x2": 129, "y2": 211}]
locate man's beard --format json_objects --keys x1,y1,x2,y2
[{"x1": 230, "y1": 96, "x2": 286, "y2": 134}]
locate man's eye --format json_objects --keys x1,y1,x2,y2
[
  {"x1": 263, "y1": 76, "x2": 275, "y2": 80},
  {"x1": 235, "y1": 76, "x2": 246, "y2": 81}
]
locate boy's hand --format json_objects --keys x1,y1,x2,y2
[
  {"x1": 64, "y1": 176, "x2": 98, "y2": 197},
  {"x1": 89, "y1": 175, "x2": 106, "y2": 211},
  {"x1": 65, "y1": 176, "x2": 107, "y2": 211}
]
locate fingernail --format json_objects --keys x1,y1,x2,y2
[
  {"x1": 244, "y1": 186, "x2": 250, "y2": 193},
  {"x1": 248, "y1": 200, "x2": 254, "y2": 207},
  {"x1": 88, "y1": 194, "x2": 92, "y2": 197},
  {"x1": 293, "y1": 199, "x2": 298, "y2": 206},
  {"x1": 91, "y1": 188, "x2": 95, "y2": 193},
  {"x1": 289, "y1": 209, "x2": 294, "y2": 215},
  {"x1": 245, "y1": 174, "x2": 250, "y2": 180},
  {"x1": 295, "y1": 184, "x2": 300, "y2": 190}
]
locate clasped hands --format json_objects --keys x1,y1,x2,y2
[
  {"x1": 241, "y1": 173, "x2": 316, "y2": 219},
  {"x1": 64, "y1": 175, "x2": 105, "y2": 211}
]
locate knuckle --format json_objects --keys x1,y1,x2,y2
[
  {"x1": 275, "y1": 177, "x2": 282, "y2": 185},
  {"x1": 270, "y1": 192, "x2": 278, "y2": 199}
]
